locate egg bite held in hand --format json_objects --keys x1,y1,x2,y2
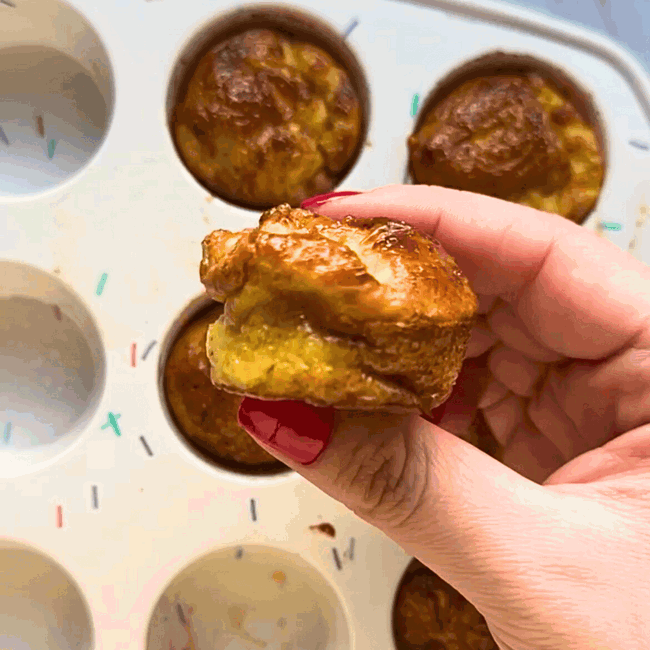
[{"x1": 199, "y1": 204, "x2": 478, "y2": 415}]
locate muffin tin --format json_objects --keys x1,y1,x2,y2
[{"x1": 2, "y1": 0, "x2": 650, "y2": 648}]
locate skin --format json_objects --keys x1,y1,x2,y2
[{"x1": 241, "y1": 185, "x2": 650, "y2": 650}]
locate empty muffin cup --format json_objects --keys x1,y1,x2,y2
[
  {"x1": 0, "y1": 541, "x2": 94, "y2": 650},
  {"x1": 0, "y1": 261, "x2": 105, "y2": 478},
  {"x1": 0, "y1": 0, "x2": 114, "y2": 196},
  {"x1": 146, "y1": 545, "x2": 350, "y2": 650},
  {"x1": 408, "y1": 53, "x2": 606, "y2": 224}
]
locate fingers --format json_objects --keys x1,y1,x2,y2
[
  {"x1": 545, "y1": 424, "x2": 650, "y2": 486},
  {"x1": 482, "y1": 392, "x2": 525, "y2": 448},
  {"x1": 488, "y1": 301, "x2": 564, "y2": 363},
  {"x1": 530, "y1": 346, "x2": 650, "y2": 462},
  {"x1": 527, "y1": 377, "x2": 587, "y2": 463},
  {"x1": 488, "y1": 344, "x2": 545, "y2": 397},
  {"x1": 314, "y1": 185, "x2": 650, "y2": 360},
  {"x1": 500, "y1": 418, "x2": 566, "y2": 483},
  {"x1": 466, "y1": 317, "x2": 498, "y2": 358},
  {"x1": 477, "y1": 378, "x2": 509, "y2": 409},
  {"x1": 472, "y1": 340, "x2": 650, "y2": 475}
]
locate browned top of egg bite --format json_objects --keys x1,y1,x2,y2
[
  {"x1": 172, "y1": 28, "x2": 363, "y2": 208},
  {"x1": 409, "y1": 73, "x2": 604, "y2": 223},
  {"x1": 200, "y1": 205, "x2": 477, "y2": 333}
]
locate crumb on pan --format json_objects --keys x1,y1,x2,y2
[{"x1": 309, "y1": 522, "x2": 336, "y2": 537}]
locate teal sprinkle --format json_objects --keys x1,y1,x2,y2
[
  {"x1": 96, "y1": 273, "x2": 108, "y2": 296},
  {"x1": 101, "y1": 412, "x2": 121, "y2": 436},
  {"x1": 47, "y1": 139, "x2": 56, "y2": 159},
  {"x1": 410, "y1": 93, "x2": 420, "y2": 118},
  {"x1": 108, "y1": 412, "x2": 121, "y2": 436},
  {"x1": 601, "y1": 222, "x2": 622, "y2": 231},
  {"x1": 3, "y1": 421, "x2": 11, "y2": 444}
]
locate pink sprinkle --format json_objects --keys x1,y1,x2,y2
[
  {"x1": 56, "y1": 505, "x2": 63, "y2": 528},
  {"x1": 131, "y1": 343, "x2": 137, "y2": 368}
]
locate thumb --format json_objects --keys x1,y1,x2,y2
[
  {"x1": 238, "y1": 398, "x2": 650, "y2": 649},
  {"x1": 236, "y1": 399, "x2": 570, "y2": 613}
]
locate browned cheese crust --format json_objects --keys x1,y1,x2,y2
[
  {"x1": 409, "y1": 74, "x2": 604, "y2": 223},
  {"x1": 172, "y1": 28, "x2": 362, "y2": 207},
  {"x1": 394, "y1": 561, "x2": 498, "y2": 650},
  {"x1": 200, "y1": 205, "x2": 478, "y2": 413},
  {"x1": 164, "y1": 307, "x2": 284, "y2": 468}
]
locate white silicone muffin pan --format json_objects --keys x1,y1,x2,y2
[{"x1": 2, "y1": 0, "x2": 650, "y2": 648}]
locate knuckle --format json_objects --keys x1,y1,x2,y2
[{"x1": 337, "y1": 430, "x2": 430, "y2": 534}]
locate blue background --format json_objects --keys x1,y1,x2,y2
[{"x1": 504, "y1": 0, "x2": 649, "y2": 72}]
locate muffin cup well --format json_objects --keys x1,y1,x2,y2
[
  {"x1": 166, "y1": 5, "x2": 370, "y2": 211},
  {"x1": 159, "y1": 294, "x2": 291, "y2": 478},
  {"x1": 407, "y1": 52, "x2": 607, "y2": 225}
]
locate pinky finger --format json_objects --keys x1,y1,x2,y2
[
  {"x1": 501, "y1": 421, "x2": 566, "y2": 484},
  {"x1": 478, "y1": 378, "x2": 510, "y2": 410},
  {"x1": 482, "y1": 392, "x2": 525, "y2": 448},
  {"x1": 466, "y1": 318, "x2": 499, "y2": 358}
]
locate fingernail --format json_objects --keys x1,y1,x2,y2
[
  {"x1": 238, "y1": 398, "x2": 335, "y2": 465},
  {"x1": 300, "y1": 191, "x2": 362, "y2": 210}
]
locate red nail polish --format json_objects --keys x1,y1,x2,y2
[
  {"x1": 300, "y1": 191, "x2": 362, "y2": 210},
  {"x1": 238, "y1": 398, "x2": 335, "y2": 465}
]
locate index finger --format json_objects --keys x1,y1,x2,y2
[{"x1": 313, "y1": 185, "x2": 650, "y2": 360}]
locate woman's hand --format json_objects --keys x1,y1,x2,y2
[{"x1": 238, "y1": 185, "x2": 650, "y2": 650}]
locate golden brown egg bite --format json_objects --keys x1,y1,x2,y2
[
  {"x1": 199, "y1": 205, "x2": 478, "y2": 414},
  {"x1": 394, "y1": 560, "x2": 498, "y2": 650},
  {"x1": 164, "y1": 305, "x2": 287, "y2": 472},
  {"x1": 172, "y1": 28, "x2": 363, "y2": 209},
  {"x1": 409, "y1": 71, "x2": 604, "y2": 223}
]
